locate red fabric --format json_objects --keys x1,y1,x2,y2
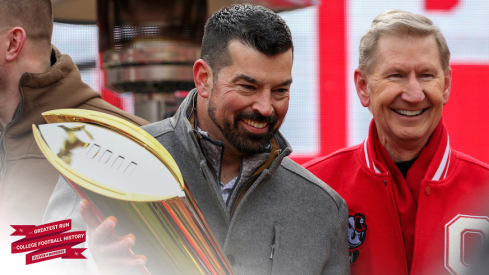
[
  {"x1": 304, "y1": 118, "x2": 489, "y2": 275},
  {"x1": 372, "y1": 122, "x2": 416, "y2": 272}
]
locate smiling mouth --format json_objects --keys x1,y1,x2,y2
[
  {"x1": 242, "y1": 118, "x2": 267, "y2": 129},
  {"x1": 393, "y1": 109, "x2": 427, "y2": 117}
]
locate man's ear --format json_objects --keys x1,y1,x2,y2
[
  {"x1": 5, "y1": 27, "x2": 26, "y2": 62},
  {"x1": 354, "y1": 69, "x2": 370, "y2": 107},
  {"x1": 193, "y1": 59, "x2": 213, "y2": 98},
  {"x1": 442, "y1": 68, "x2": 452, "y2": 105}
]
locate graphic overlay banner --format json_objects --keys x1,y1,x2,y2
[{"x1": 10, "y1": 219, "x2": 86, "y2": 265}]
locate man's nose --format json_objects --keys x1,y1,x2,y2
[
  {"x1": 251, "y1": 90, "x2": 274, "y2": 117},
  {"x1": 402, "y1": 74, "x2": 425, "y2": 104}
]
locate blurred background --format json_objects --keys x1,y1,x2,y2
[{"x1": 51, "y1": 0, "x2": 489, "y2": 164}]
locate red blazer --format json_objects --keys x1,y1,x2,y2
[{"x1": 305, "y1": 119, "x2": 489, "y2": 275}]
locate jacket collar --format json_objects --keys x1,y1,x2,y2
[
  {"x1": 362, "y1": 117, "x2": 451, "y2": 181},
  {"x1": 3, "y1": 45, "x2": 101, "y2": 137},
  {"x1": 170, "y1": 89, "x2": 292, "y2": 174}
]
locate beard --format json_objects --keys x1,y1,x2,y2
[{"x1": 208, "y1": 98, "x2": 279, "y2": 155}]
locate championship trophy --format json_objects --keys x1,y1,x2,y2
[{"x1": 32, "y1": 109, "x2": 234, "y2": 275}]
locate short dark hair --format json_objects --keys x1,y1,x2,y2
[
  {"x1": 0, "y1": 0, "x2": 53, "y2": 45},
  {"x1": 201, "y1": 4, "x2": 293, "y2": 79}
]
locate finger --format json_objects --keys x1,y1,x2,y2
[
  {"x1": 108, "y1": 253, "x2": 147, "y2": 267},
  {"x1": 97, "y1": 234, "x2": 134, "y2": 256},
  {"x1": 95, "y1": 235, "x2": 147, "y2": 267},
  {"x1": 96, "y1": 253, "x2": 147, "y2": 273},
  {"x1": 93, "y1": 246, "x2": 147, "y2": 274},
  {"x1": 79, "y1": 199, "x2": 101, "y2": 229},
  {"x1": 91, "y1": 217, "x2": 118, "y2": 244}
]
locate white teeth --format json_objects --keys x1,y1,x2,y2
[
  {"x1": 242, "y1": 119, "x2": 267, "y2": 129},
  {"x1": 395, "y1": 109, "x2": 424, "y2": 116}
]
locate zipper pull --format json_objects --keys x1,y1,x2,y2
[{"x1": 270, "y1": 244, "x2": 275, "y2": 259}]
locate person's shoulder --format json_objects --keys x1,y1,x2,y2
[
  {"x1": 80, "y1": 98, "x2": 149, "y2": 126},
  {"x1": 303, "y1": 144, "x2": 362, "y2": 170},
  {"x1": 279, "y1": 157, "x2": 347, "y2": 210},
  {"x1": 453, "y1": 149, "x2": 489, "y2": 173},
  {"x1": 142, "y1": 118, "x2": 174, "y2": 138}
]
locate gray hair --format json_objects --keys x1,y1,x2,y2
[{"x1": 358, "y1": 9, "x2": 450, "y2": 74}]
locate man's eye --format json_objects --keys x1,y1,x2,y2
[
  {"x1": 272, "y1": 89, "x2": 289, "y2": 98},
  {"x1": 389, "y1": 74, "x2": 402, "y2": 78},
  {"x1": 240, "y1": 84, "x2": 255, "y2": 90},
  {"x1": 275, "y1": 89, "x2": 289, "y2": 94},
  {"x1": 420, "y1": 74, "x2": 434, "y2": 78}
]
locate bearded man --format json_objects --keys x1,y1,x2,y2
[{"x1": 45, "y1": 4, "x2": 350, "y2": 275}]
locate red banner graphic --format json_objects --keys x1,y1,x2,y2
[
  {"x1": 11, "y1": 219, "x2": 71, "y2": 237},
  {"x1": 10, "y1": 219, "x2": 86, "y2": 265},
  {"x1": 12, "y1": 231, "x2": 86, "y2": 253},
  {"x1": 26, "y1": 245, "x2": 86, "y2": 265}
]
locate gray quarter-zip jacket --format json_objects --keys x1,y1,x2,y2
[
  {"x1": 142, "y1": 89, "x2": 350, "y2": 274},
  {"x1": 43, "y1": 89, "x2": 350, "y2": 274}
]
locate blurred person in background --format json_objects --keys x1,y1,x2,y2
[{"x1": 0, "y1": 0, "x2": 147, "y2": 247}]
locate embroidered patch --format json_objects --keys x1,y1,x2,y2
[{"x1": 348, "y1": 213, "x2": 367, "y2": 263}]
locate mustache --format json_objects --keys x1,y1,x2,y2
[{"x1": 235, "y1": 111, "x2": 277, "y2": 124}]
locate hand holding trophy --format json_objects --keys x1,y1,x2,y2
[
  {"x1": 33, "y1": 109, "x2": 234, "y2": 275},
  {"x1": 78, "y1": 199, "x2": 147, "y2": 273}
]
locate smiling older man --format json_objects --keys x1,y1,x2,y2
[{"x1": 305, "y1": 10, "x2": 489, "y2": 275}]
